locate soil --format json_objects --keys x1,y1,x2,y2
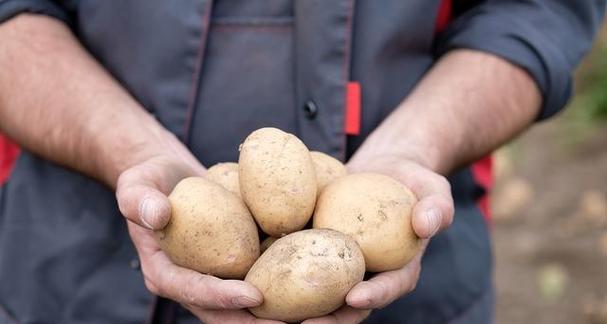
[{"x1": 493, "y1": 115, "x2": 607, "y2": 324}]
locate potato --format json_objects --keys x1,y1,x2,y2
[
  {"x1": 156, "y1": 177, "x2": 259, "y2": 279},
  {"x1": 313, "y1": 173, "x2": 421, "y2": 272},
  {"x1": 239, "y1": 127, "x2": 317, "y2": 236},
  {"x1": 260, "y1": 236, "x2": 278, "y2": 254},
  {"x1": 245, "y1": 229, "x2": 365, "y2": 322},
  {"x1": 206, "y1": 162, "x2": 241, "y2": 197},
  {"x1": 310, "y1": 151, "x2": 348, "y2": 194}
]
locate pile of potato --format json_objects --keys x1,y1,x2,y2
[{"x1": 155, "y1": 127, "x2": 421, "y2": 322}]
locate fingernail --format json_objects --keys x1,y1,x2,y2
[
  {"x1": 232, "y1": 296, "x2": 260, "y2": 307},
  {"x1": 140, "y1": 198, "x2": 157, "y2": 230},
  {"x1": 426, "y1": 208, "x2": 442, "y2": 237}
]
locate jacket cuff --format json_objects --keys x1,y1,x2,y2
[
  {"x1": 435, "y1": 10, "x2": 573, "y2": 120},
  {"x1": 0, "y1": 0, "x2": 70, "y2": 26}
]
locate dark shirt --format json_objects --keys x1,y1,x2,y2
[{"x1": 0, "y1": 1, "x2": 604, "y2": 323}]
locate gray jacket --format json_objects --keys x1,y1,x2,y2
[{"x1": 0, "y1": 1, "x2": 604, "y2": 323}]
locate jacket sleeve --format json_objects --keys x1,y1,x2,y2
[
  {"x1": 435, "y1": 0, "x2": 606, "y2": 120},
  {"x1": 0, "y1": 0, "x2": 70, "y2": 25}
]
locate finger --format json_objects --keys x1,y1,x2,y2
[
  {"x1": 411, "y1": 193, "x2": 454, "y2": 238},
  {"x1": 126, "y1": 220, "x2": 163, "y2": 256},
  {"x1": 150, "y1": 254, "x2": 263, "y2": 309},
  {"x1": 117, "y1": 182, "x2": 171, "y2": 230},
  {"x1": 401, "y1": 169, "x2": 453, "y2": 238},
  {"x1": 187, "y1": 307, "x2": 285, "y2": 324},
  {"x1": 128, "y1": 224, "x2": 263, "y2": 310},
  {"x1": 302, "y1": 306, "x2": 371, "y2": 324},
  {"x1": 115, "y1": 156, "x2": 203, "y2": 230},
  {"x1": 346, "y1": 251, "x2": 424, "y2": 309}
]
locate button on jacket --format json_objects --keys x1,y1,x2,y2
[{"x1": 0, "y1": 1, "x2": 604, "y2": 323}]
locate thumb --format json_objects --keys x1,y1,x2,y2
[
  {"x1": 117, "y1": 178, "x2": 172, "y2": 231},
  {"x1": 411, "y1": 194, "x2": 454, "y2": 239}
]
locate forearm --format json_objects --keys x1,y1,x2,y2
[
  {"x1": 0, "y1": 14, "x2": 182, "y2": 188},
  {"x1": 353, "y1": 49, "x2": 541, "y2": 175}
]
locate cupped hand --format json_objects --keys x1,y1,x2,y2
[
  {"x1": 303, "y1": 154, "x2": 454, "y2": 324},
  {"x1": 116, "y1": 154, "x2": 283, "y2": 324}
]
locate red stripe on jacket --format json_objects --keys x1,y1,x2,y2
[{"x1": 0, "y1": 135, "x2": 19, "y2": 185}]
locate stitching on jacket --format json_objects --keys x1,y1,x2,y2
[
  {"x1": 184, "y1": 0, "x2": 215, "y2": 145},
  {"x1": 211, "y1": 24, "x2": 292, "y2": 32},
  {"x1": 212, "y1": 16, "x2": 293, "y2": 26}
]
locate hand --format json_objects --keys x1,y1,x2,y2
[
  {"x1": 116, "y1": 153, "x2": 283, "y2": 324},
  {"x1": 303, "y1": 154, "x2": 454, "y2": 324}
]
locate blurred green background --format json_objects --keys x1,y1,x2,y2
[{"x1": 493, "y1": 24, "x2": 607, "y2": 324}]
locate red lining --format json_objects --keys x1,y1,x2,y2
[
  {"x1": 435, "y1": 0, "x2": 452, "y2": 34},
  {"x1": 471, "y1": 156, "x2": 493, "y2": 224},
  {"x1": 0, "y1": 136, "x2": 19, "y2": 185},
  {"x1": 344, "y1": 82, "x2": 361, "y2": 135}
]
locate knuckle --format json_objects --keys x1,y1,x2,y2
[
  {"x1": 408, "y1": 268, "x2": 422, "y2": 294},
  {"x1": 181, "y1": 275, "x2": 204, "y2": 306},
  {"x1": 436, "y1": 175, "x2": 451, "y2": 192},
  {"x1": 144, "y1": 278, "x2": 160, "y2": 295},
  {"x1": 379, "y1": 281, "x2": 396, "y2": 307},
  {"x1": 157, "y1": 268, "x2": 179, "y2": 298},
  {"x1": 445, "y1": 211, "x2": 454, "y2": 227},
  {"x1": 115, "y1": 188, "x2": 131, "y2": 213},
  {"x1": 116, "y1": 200, "x2": 129, "y2": 218},
  {"x1": 398, "y1": 278, "x2": 411, "y2": 296},
  {"x1": 213, "y1": 292, "x2": 235, "y2": 309},
  {"x1": 408, "y1": 282, "x2": 417, "y2": 294},
  {"x1": 442, "y1": 202, "x2": 455, "y2": 225},
  {"x1": 116, "y1": 186, "x2": 139, "y2": 219},
  {"x1": 117, "y1": 168, "x2": 137, "y2": 188},
  {"x1": 447, "y1": 202, "x2": 455, "y2": 215},
  {"x1": 183, "y1": 275, "x2": 233, "y2": 309},
  {"x1": 180, "y1": 285, "x2": 197, "y2": 306}
]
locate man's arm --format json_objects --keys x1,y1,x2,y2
[
  {"x1": 352, "y1": 49, "x2": 541, "y2": 176},
  {"x1": 0, "y1": 14, "x2": 203, "y2": 188},
  {"x1": 0, "y1": 14, "x2": 271, "y2": 323}
]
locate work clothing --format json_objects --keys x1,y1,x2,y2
[{"x1": 0, "y1": 1, "x2": 604, "y2": 323}]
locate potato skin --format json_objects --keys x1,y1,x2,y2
[
  {"x1": 239, "y1": 128, "x2": 317, "y2": 236},
  {"x1": 313, "y1": 173, "x2": 421, "y2": 272},
  {"x1": 310, "y1": 151, "x2": 348, "y2": 195},
  {"x1": 206, "y1": 162, "x2": 241, "y2": 197},
  {"x1": 156, "y1": 177, "x2": 260, "y2": 279},
  {"x1": 245, "y1": 229, "x2": 365, "y2": 322}
]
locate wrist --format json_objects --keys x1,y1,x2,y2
[
  {"x1": 90, "y1": 109, "x2": 174, "y2": 188},
  {"x1": 351, "y1": 107, "x2": 458, "y2": 175}
]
